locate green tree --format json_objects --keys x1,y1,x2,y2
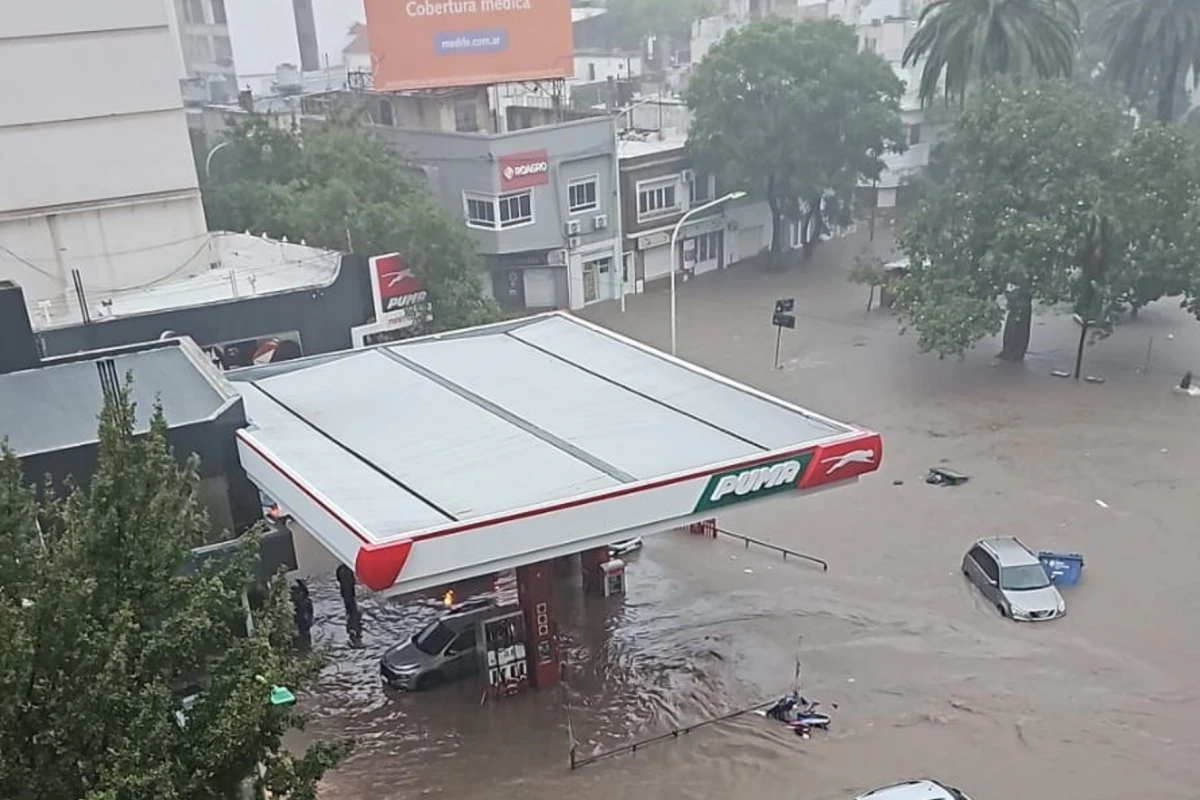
[
  {"x1": 600, "y1": 0, "x2": 718, "y2": 53},
  {"x1": 0, "y1": 386, "x2": 348, "y2": 800},
  {"x1": 1103, "y1": 123, "x2": 1200, "y2": 315},
  {"x1": 1095, "y1": 0, "x2": 1200, "y2": 122},
  {"x1": 895, "y1": 80, "x2": 1123, "y2": 360},
  {"x1": 902, "y1": 0, "x2": 1081, "y2": 106},
  {"x1": 203, "y1": 117, "x2": 500, "y2": 333},
  {"x1": 685, "y1": 18, "x2": 905, "y2": 265}
]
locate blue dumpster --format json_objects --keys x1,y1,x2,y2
[{"x1": 1038, "y1": 551, "x2": 1084, "y2": 586}]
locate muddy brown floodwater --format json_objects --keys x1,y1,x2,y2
[{"x1": 303, "y1": 233, "x2": 1200, "y2": 800}]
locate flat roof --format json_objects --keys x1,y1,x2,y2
[
  {"x1": 0, "y1": 338, "x2": 239, "y2": 456},
  {"x1": 232, "y1": 313, "x2": 847, "y2": 538}
]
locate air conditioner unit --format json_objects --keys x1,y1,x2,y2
[
  {"x1": 546, "y1": 248, "x2": 568, "y2": 266},
  {"x1": 681, "y1": 168, "x2": 696, "y2": 183},
  {"x1": 727, "y1": 220, "x2": 739, "y2": 231},
  {"x1": 567, "y1": 235, "x2": 582, "y2": 250},
  {"x1": 592, "y1": 214, "x2": 608, "y2": 230},
  {"x1": 565, "y1": 219, "x2": 582, "y2": 235}
]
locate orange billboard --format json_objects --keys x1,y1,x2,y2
[{"x1": 363, "y1": 0, "x2": 574, "y2": 92}]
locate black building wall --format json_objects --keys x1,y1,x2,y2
[
  {"x1": 37, "y1": 254, "x2": 374, "y2": 359},
  {"x1": 15, "y1": 403, "x2": 262, "y2": 539}
]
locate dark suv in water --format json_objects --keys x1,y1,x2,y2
[{"x1": 380, "y1": 600, "x2": 495, "y2": 691}]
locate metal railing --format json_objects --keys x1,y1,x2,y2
[
  {"x1": 568, "y1": 699, "x2": 771, "y2": 770},
  {"x1": 715, "y1": 527, "x2": 829, "y2": 572}
]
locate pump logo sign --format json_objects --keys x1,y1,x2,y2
[
  {"x1": 369, "y1": 253, "x2": 431, "y2": 325},
  {"x1": 693, "y1": 453, "x2": 814, "y2": 513}
]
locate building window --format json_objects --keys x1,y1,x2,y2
[
  {"x1": 567, "y1": 176, "x2": 599, "y2": 214},
  {"x1": 184, "y1": 34, "x2": 213, "y2": 62},
  {"x1": 455, "y1": 101, "x2": 478, "y2": 132},
  {"x1": 637, "y1": 178, "x2": 680, "y2": 222},
  {"x1": 683, "y1": 231, "x2": 722, "y2": 267},
  {"x1": 588, "y1": 63, "x2": 596, "y2": 81},
  {"x1": 210, "y1": 0, "x2": 227, "y2": 23},
  {"x1": 908, "y1": 123, "x2": 922, "y2": 145},
  {"x1": 214, "y1": 35, "x2": 233, "y2": 62},
  {"x1": 498, "y1": 192, "x2": 533, "y2": 227},
  {"x1": 183, "y1": 0, "x2": 206, "y2": 24},
  {"x1": 463, "y1": 191, "x2": 534, "y2": 230},
  {"x1": 689, "y1": 171, "x2": 714, "y2": 204},
  {"x1": 863, "y1": 36, "x2": 877, "y2": 52},
  {"x1": 465, "y1": 194, "x2": 497, "y2": 228}
]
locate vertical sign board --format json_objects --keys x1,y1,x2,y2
[
  {"x1": 363, "y1": 0, "x2": 573, "y2": 91},
  {"x1": 369, "y1": 253, "x2": 431, "y2": 330}
]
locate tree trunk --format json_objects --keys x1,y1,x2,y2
[
  {"x1": 800, "y1": 194, "x2": 823, "y2": 261},
  {"x1": 768, "y1": 204, "x2": 785, "y2": 270},
  {"x1": 999, "y1": 293, "x2": 1033, "y2": 361},
  {"x1": 766, "y1": 175, "x2": 783, "y2": 270},
  {"x1": 1158, "y1": 55, "x2": 1180, "y2": 123}
]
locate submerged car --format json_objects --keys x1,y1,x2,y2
[
  {"x1": 380, "y1": 599, "x2": 495, "y2": 691},
  {"x1": 962, "y1": 536, "x2": 1065, "y2": 621},
  {"x1": 855, "y1": 779, "x2": 972, "y2": 800}
]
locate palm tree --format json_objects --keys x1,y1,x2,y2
[
  {"x1": 902, "y1": 0, "x2": 1081, "y2": 106},
  {"x1": 1097, "y1": 0, "x2": 1200, "y2": 122}
]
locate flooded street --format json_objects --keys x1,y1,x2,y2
[{"x1": 305, "y1": 233, "x2": 1200, "y2": 799}]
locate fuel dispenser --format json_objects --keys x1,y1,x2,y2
[
  {"x1": 477, "y1": 609, "x2": 529, "y2": 698},
  {"x1": 600, "y1": 558, "x2": 626, "y2": 597}
]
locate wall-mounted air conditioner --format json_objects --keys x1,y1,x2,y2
[
  {"x1": 565, "y1": 219, "x2": 582, "y2": 235},
  {"x1": 592, "y1": 214, "x2": 608, "y2": 230},
  {"x1": 567, "y1": 235, "x2": 582, "y2": 249},
  {"x1": 546, "y1": 249, "x2": 568, "y2": 266},
  {"x1": 681, "y1": 168, "x2": 696, "y2": 183}
]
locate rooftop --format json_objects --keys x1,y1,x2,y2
[
  {"x1": 571, "y1": 7, "x2": 607, "y2": 22},
  {"x1": 0, "y1": 338, "x2": 240, "y2": 457},
  {"x1": 30, "y1": 232, "x2": 343, "y2": 330},
  {"x1": 231, "y1": 313, "x2": 849, "y2": 541},
  {"x1": 618, "y1": 132, "x2": 688, "y2": 160}
]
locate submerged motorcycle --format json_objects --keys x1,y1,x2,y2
[{"x1": 760, "y1": 691, "x2": 833, "y2": 737}]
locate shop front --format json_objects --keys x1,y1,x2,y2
[{"x1": 631, "y1": 213, "x2": 729, "y2": 288}]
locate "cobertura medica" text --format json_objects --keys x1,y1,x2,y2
[{"x1": 405, "y1": 0, "x2": 532, "y2": 16}]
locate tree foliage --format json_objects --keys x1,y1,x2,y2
[
  {"x1": 0, "y1": 385, "x2": 348, "y2": 800},
  {"x1": 685, "y1": 18, "x2": 905, "y2": 264},
  {"x1": 1095, "y1": 0, "x2": 1200, "y2": 122},
  {"x1": 598, "y1": 0, "x2": 718, "y2": 52},
  {"x1": 896, "y1": 80, "x2": 1120, "y2": 359},
  {"x1": 203, "y1": 116, "x2": 500, "y2": 333},
  {"x1": 897, "y1": 79, "x2": 1200, "y2": 361},
  {"x1": 903, "y1": 0, "x2": 1081, "y2": 106}
]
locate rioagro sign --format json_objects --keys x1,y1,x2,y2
[
  {"x1": 499, "y1": 149, "x2": 550, "y2": 191},
  {"x1": 692, "y1": 452, "x2": 813, "y2": 513}
]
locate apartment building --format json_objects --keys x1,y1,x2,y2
[
  {"x1": 372, "y1": 116, "x2": 624, "y2": 312},
  {"x1": 0, "y1": 0, "x2": 211, "y2": 320}
]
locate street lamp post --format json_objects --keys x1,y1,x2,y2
[
  {"x1": 204, "y1": 140, "x2": 232, "y2": 181},
  {"x1": 668, "y1": 190, "x2": 746, "y2": 356}
]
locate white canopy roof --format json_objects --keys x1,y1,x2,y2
[{"x1": 230, "y1": 313, "x2": 880, "y2": 595}]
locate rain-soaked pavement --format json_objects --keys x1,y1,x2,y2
[{"x1": 302, "y1": 231, "x2": 1200, "y2": 799}]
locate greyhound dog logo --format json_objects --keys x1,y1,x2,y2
[{"x1": 821, "y1": 448, "x2": 876, "y2": 475}]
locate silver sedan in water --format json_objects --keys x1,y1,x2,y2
[{"x1": 962, "y1": 536, "x2": 1065, "y2": 621}]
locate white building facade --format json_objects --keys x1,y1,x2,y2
[
  {"x1": 169, "y1": 0, "x2": 238, "y2": 101},
  {"x1": 0, "y1": 0, "x2": 212, "y2": 321}
]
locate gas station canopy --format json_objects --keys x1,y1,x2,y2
[{"x1": 231, "y1": 313, "x2": 882, "y2": 596}]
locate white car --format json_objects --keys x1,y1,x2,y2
[{"x1": 855, "y1": 780, "x2": 972, "y2": 800}]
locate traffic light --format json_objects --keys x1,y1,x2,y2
[{"x1": 772, "y1": 297, "x2": 796, "y2": 329}]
